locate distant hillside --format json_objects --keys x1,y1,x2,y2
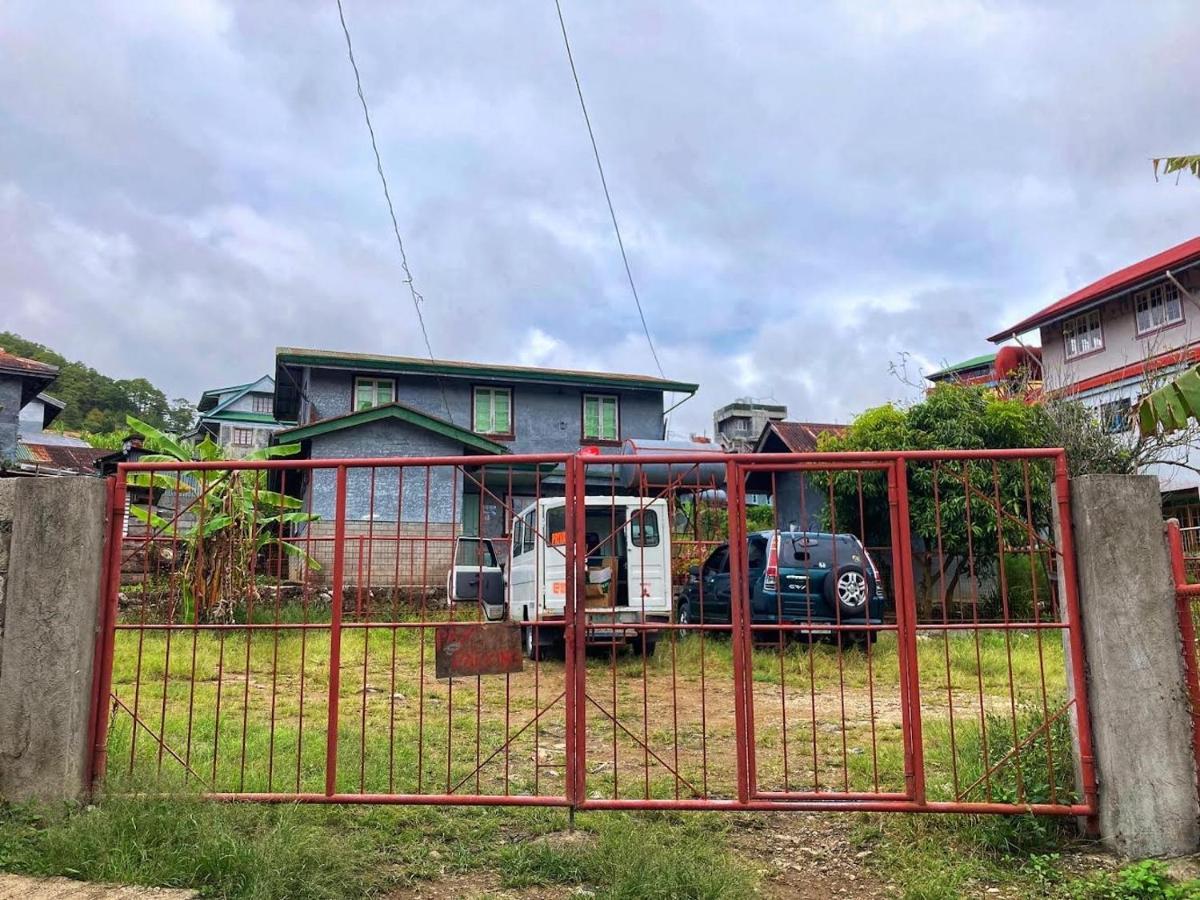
[{"x1": 0, "y1": 332, "x2": 194, "y2": 439}]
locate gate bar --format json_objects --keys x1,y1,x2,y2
[{"x1": 324, "y1": 465, "x2": 348, "y2": 797}]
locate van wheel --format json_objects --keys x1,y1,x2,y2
[
  {"x1": 522, "y1": 624, "x2": 542, "y2": 661},
  {"x1": 638, "y1": 635, "x2": 658, "y2": 657}
]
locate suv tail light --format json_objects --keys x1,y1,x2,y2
[
  {"x1": 864, "y1": 548, "x2": 881, "y2": 591},
  {"x1": 765, "y1": 536, "x2": 779, "y2": 592}
]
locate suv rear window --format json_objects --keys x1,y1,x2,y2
[{"x1": 779, "y1": 534, "x2": 861, "y2": 567}]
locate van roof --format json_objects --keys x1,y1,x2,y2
[{"x1": 753, "y1": 530, "x2": 854, "y2": 541}]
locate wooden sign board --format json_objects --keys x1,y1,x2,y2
[{"x1": 434, "y1": 623, "x2": 523, "y2": 679}]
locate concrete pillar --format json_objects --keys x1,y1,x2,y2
[
  {"x1": 0, "y1": 477, "x2": 108, "y2": 805},
  {"x1": 1063, "y1": 474, "x2": 1199, "y2": 857}
]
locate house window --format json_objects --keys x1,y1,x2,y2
[
  {"x1": 1134, "y1": 283, "x2": 1184, "y2": 336},
  {"x1": 231, "y1": 427, "x2": 254, "y2": 446},
  {"x1": 1099, "y1": 398, "x2": 1133, "y2": 434},
  {"x1": 252, "y1": 394, "x2": 273, "y2": 415},
  {"x1": 473, "y1": 387, "x2": 512, "y2": 436},
  {"x1": 354, "y1": 377, "x2": 394, "y2": 411},
  {"x1": 1062, "y1": 310, "x2": 1103, "y2": 360},
  {"x1": 583, "y1": 394, "x2": 619, "y2": 442}
]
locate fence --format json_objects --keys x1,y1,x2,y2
[
  {"x1": 1167, "y1": 519, "x2": 1200, "y2": 789},
  {"x1": 90, "y1": 448, "x2": 1096, "y2": 816}
]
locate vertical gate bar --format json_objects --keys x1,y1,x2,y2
[
  {"x1": 893, "y1": 457, "x2": 926, "y2": 805},
  {"x1": 324, "y1": 464, "x2": 348, "y2": 797},
  {"x1": 1053, "y1": 452, "x2": 1099, "y2": 821},
  {"x1": 88, "y1": 475, "x2": 124, "y2": 792},
  {"x1": 570, "y1": 454, "x2": 588, "y2": 806},
  {"x1": 726, "y1": 460, "x2": 751, "y2": 804},
  {"x1": 563, "y1": 455, "x2": 577, "y2": 806},
  {"x1": 885, "y1": 462, "x2": 919, "y2": 801},
  {"x1": 1166, "y1": 519, "x2": 1200, "y2": 796}
]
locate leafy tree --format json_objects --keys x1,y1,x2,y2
[
  {"x1": 124, "y1": 416, "x2": 319, "y2": 623},
  {"x1": 816, "y1": 386, "x2": 1057, "y2": 616},
  {"x1": 1153, "y1": 155, "x2": 1200, "y2": 182}
]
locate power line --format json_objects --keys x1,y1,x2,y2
[
  {"x1": 553, "y1": 0, "x2": 666, "y2": 379},
  {"x1": 335, "y1": 0, "x2": 455, "y2": 424}
]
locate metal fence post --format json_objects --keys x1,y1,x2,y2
[{"x1": 324, "y1": 464, "x2": 348, "y2": 797}]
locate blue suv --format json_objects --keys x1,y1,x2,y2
[{"x1": 676, "y1": 531, "x2": 886, "y2": 640}]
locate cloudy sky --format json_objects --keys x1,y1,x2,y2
[{"x1": 2, "y1": 1, "x2": 1198, "y2": 436}]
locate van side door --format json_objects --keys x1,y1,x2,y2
[
  {"x1": 447, "y1": 536, "x2": 506, "y2": 621},
  {"x1": 625, "y1": 504, "x2": 669, "y2": 612}
]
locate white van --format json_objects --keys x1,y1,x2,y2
[{"x1": 448, "y1": 495, "x2": 672, "y2": 659}]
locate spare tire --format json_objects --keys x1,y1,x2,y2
[{"x1": 823, "y1": 564, "x2": 874, "y2": 617}]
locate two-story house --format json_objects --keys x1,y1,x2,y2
[
  {"x1": 270, "y1": 346, "x2": 698, "y2": 585},
  {"x1": 988, "y1": 235, "x2": 1200, "y2": 497},
  {"x1": 191, "y1": 375, "x2": 291, "y2": 456}
]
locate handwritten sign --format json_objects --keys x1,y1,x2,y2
[{"x1": 435, "y1": 623, "x2": 523, "y2": 679}]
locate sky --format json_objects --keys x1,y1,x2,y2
[{"x1": 2, "y1": 1, "x2": 1198, "y2": 437}]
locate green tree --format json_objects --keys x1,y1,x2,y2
[{"x1": 817, "y1": 386, "x2": 1057, "y2": 616}]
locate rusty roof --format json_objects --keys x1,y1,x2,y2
[
  {"x1": 757, "y1": 420, "x2": 847, "y2": 453},
  {"x1": 14, "y1": 442, "x2": 106, "y2": 476}
]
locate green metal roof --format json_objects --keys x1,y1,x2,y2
[
  {"x1": 927, "y1": 352, "x2": 997, "y2": 380},
  {"x1": 203, "y1": 411, "x2": 291, "y2": 425},
  {"x1": 274, "y1": 402, "x2": 510, "y2": 455},
  {"x1": 276, "y1": 347, "x2": 698, "y2": 393}
]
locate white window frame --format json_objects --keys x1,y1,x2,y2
[
  {"x1": 230, "y1": 426, "x2": 254, "y2": 446},
  {"x1": 1062, "y1": 309, "x2": 1103, "y2": 360},
  {"x1": 583, "y1": 393, "x2": 620, "y2": 442},
  {"x1": 354, "y1": 377, "x2": 395, "y2": 412},
  {"x1": 251, "y1": 394, "x2": 273, "y2": 415},
  {"x1": 1134, "y1": 282, "x2": 1184, "y2": 336},
  {"x1": 473, "y1": 386, "x2": 513, "y2": 436}
]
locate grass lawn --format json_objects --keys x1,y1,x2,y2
[{"x1": 5, "y1": 618, "x2": 1193, "y2": 898}]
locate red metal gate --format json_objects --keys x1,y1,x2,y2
[
  {"x1": 1167, "y1": 519, "x2": 1200, "y2": 789},
  {"x1": 90, "y1": 448, "x2": 1096, "y2": 817}
]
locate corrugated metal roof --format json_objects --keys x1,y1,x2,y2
[
  {"x1": 759, "y1": 421, "x2": 847, "y2": 453},
  {"x1": 927, "y1": 352, "x2": 998, "y2": 381},
  {"x1": 988, "y1": 235, "x2": 1200, "y2": 342},
  {"x1": 0, "y1": 349, "x2": 58, "y2": 377},
  {"x1": 14, "y1": 442, "x2": 106, "y2": 475}
]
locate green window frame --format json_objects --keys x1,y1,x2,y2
[
  {"x1": 354, "y1": 377, "x2": 394, "y2": 411},
  {"x1": 473, "y1": 386, "x2": 512, "y2": 436},
  {"x1": 583, "y1": 394, "x2": 619, "y2": 442}
]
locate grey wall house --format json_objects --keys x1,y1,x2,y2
[{"x1": 271, "y1": 347, "x2": 698, "y2": 585}]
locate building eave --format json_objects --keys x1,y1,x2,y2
[{"x1": 273, "y1": 401, "x2": 510, "y2": 455}]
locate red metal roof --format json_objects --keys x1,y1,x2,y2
[
  {"x1": 759, "y1": 421, "x2": 847, "y2": 453},
  {"x1": 0, "y1": 348, "x2": 58, "y2": 377},
  {"x1": 987, "y1": 236, "x2": 1200, "y2": 343}
]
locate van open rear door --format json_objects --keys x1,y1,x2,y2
[
  {"x1": 447, "y1": 537, "x2": 506, "y2": 621},
  {"x1": 625, "y1": 504, "x2": 669, "y2": 612}
]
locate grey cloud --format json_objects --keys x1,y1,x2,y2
[{"x1": 1, "y1": 0, "x2": 1198, "y2": 438}]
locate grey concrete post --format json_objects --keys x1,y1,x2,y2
[
  {"x1": 1060, "y1": 474, "x2": 1199, "y2": 857},
  {"x1": 0, "y1": 477, "x2": 108, "y2": 805}
]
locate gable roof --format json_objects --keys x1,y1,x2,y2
[
  {"x1": 274, "y1": 401, "x2": 510, "y2": 455},
  {"x1": 14, "y1": 442, "x2": 106, "y2": 476},
  {"x1": 275, "y1": 347, "x2": 699, "y2": 393},
  {"x1": 988, "y1": 236, "x2": 1200, "y2": 342},
  {"x1": 0, "y1": 349, "x2": 58, "y2": 406},
  {"x1": 755, "y1": 420, "x2": 847, "y2": 453},
  {"x1": 198, "y1": 375, "x2": 275, "y2": 415}
]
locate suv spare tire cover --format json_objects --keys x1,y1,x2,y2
[{"x1": 823, "y1": 563, "x2": 875, "y2": 615}]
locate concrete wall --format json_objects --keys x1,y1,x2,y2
[
  {"x1": 1064, "y1": 474, "x2": 1199, "y2": 857},
  {"x1": 0, "y1": 375, "x2": 21, "y2": 462},
  {"x1": 0, "y1": 477, "x2": 108, "y2": 805},
  {"x1": 301, "y1": 368, "x2": 666, "y2": 453}
]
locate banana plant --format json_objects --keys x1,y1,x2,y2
[
  {"x1": 1137, "y1": 365, "x2": 1200, "y2": 437},
  {"x1": 123, "y1": 415, "x2": 320, "y2": 623}
]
